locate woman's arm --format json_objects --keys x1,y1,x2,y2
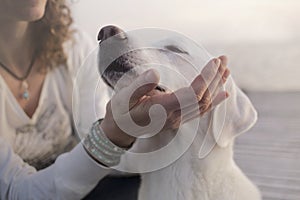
[{"x1": 0, "y1": 139, "x2": 110, "y2": 200}]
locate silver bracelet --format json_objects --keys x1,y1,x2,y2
[{"x1": 83, "y1": 119, "x2": 126, "y2": 167}]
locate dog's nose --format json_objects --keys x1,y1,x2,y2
[{"x1": 98, "y1": 25, "x2": 127, "y2": 42}]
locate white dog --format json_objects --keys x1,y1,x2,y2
[{"x1": 97, "y1": 25, "x2": 262, "y2": 200}]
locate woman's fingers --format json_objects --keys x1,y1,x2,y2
[
  {"x1": 161, "y1": 58, "x2": 222, "y2": 111},
  {"x1": 200, "y1": 59, "x2": 230, "y2": 113},
  {"x1": 218, "y1": 55, "x2": 230, "y2": 84},
  {"x1": 199, "y1": 60, "x2": 227, "y2": 111},
  {"x1": 179, "y1": 90, "x2": 229, "y2": 122},
  {"x1": 202, "y1": 68, "x2": 230, "y2": 113},
  {"x1": 197, "y1": 55, "x2": 230, "y2": 113},
  {"x1": 190, "y1": 58, "x2": 221, "y2": 101},
  {"x1": 218, "y1": 55, "x2": 228, "y2": 69},
  {"x1": 199, "y1": 91, "x2": 229, "y2": 116},
  {"x1": 174, "y1": 56, "x2": 231, "y2": 124},
  {"x1": 181, "y1": 91, "x2": 229, "y2": 124},
  {"x1": 222, "y1": 69, "x2": 230, "y2": 83},
  {"x1": 149, "y1": 57, "x2": 227, "y2": 114},
  {"x1": 211, "y1": 91, "x2": 229, "y2": 108},
  {"x1": 114, "y1": 69, "x2": 160, "y2": 113},
  {"x1": 204, "y1": 55, "x2": 230, "y2": 110}
]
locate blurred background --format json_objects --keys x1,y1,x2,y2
[
  {"x1": 71, "y1": 0, "x2": 300, "y2": 91},
  {"x1": 71, "y1": 0, "x2": 300, "y2": 199}
]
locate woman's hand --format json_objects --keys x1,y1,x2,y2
[{"x1": 101, "y1": 56, "x2": 230, "y2": 148}]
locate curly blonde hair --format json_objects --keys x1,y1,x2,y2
[{"x1": 31, "y1": 0, "x2": 73, "y2": 71}]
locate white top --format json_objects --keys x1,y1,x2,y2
[{"x1": 0, "y1": 29, "x2": 112, "y2": 199}]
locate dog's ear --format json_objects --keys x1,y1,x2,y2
[
  {"x1": 198, "y1": 76, "x2": 257, "y2": 158},
  {"x1": 211, "y1": 76, "x2": 257, "y2": 147}
]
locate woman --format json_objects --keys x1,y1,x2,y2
[{"x1": 0, "y1": 0, "x2": 229, "y2": 199}]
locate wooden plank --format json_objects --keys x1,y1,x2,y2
[{"x1": 234, "y1": 91, "x2": 300, "y2": 200}]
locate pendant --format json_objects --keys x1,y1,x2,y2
[{"x1": 21, "y1": 81, "x2": 30, "y2": 100}]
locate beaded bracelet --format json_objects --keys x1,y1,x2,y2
[{"x1": 83, "y1": 119, "x2": 126, "y2": 167}]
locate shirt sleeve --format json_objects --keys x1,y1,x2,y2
[{"x1": 0, "y1": 138, "x2": 111, "y2": 200}]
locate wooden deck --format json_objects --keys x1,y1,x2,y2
[{"x1": 234, "y1": 91, "x2": 300, "y2": 200}]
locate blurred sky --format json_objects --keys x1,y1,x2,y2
[{"x1": 71, "y1": 0, "x2": 300, "y2": 91}]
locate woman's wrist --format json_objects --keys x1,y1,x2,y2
[
  {"x1": 83, "y1": 119, "x2": 128, "y2": 167},
  {"x1": 100, "y1": 118, "x2": 136, "y2": 149}
]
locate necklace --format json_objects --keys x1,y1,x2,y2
[{"x1": 0, "y1": 53, "x2": 36, "y2": 100}]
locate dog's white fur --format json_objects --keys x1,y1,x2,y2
[
  {"x1": 136, "y1": 96, "x2": 262, "y2": 200},
  {"x1": 99, "y1": 27, "x2": 262, "y2": 200},
  {"x1": 136, "y1": 79, "x2": 261, "y2": 200}
]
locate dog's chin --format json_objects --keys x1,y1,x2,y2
[
  {"x1": 102, "y1": 69, "x2": 138, "y2": 91},
  {"x1": 102, "y1": 58, "x2": 168, "y2": 93},
  {"x1": 105, "y1": 73, "x2": 167, "y2": 96}
]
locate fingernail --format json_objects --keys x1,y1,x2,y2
[{"x1": 214, "y1": 58, "x2": 221, "y2": 66}]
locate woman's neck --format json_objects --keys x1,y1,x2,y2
[{"x1": 0, "y1": 20, "x2": 33, "y2": 71}]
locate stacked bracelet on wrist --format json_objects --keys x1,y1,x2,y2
[{"x1": 83, "y1": 119, "x2": 126, "y2": 167}]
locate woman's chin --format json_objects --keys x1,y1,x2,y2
[{"x1": 19, "y1": 7, "x2": 46, "y2": 22}]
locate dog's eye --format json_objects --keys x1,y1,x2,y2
[{"x1": 164, "y1": 45, "x2": 188, "y2": 54}]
